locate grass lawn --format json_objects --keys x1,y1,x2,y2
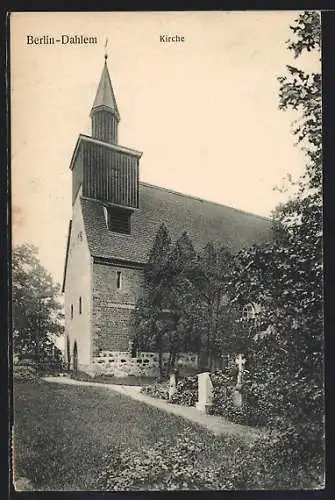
[{"x1": 13, "y1": 380, "x2": 242, "y2": 491}]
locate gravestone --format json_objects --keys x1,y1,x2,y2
[
  {"x1": 233, "y1": 389, "x2": 243, "y2": 407},
  {"x1": 233, "y1": 353, "x2": 246, "y2": 407},
  {"x1": 168, "y1": 372, "x2": 177, "y2": 400},
  {"x1": 235, "y1": 353, "x2": 246, "y2": 390},
  {"x1": 195, "y1": 372, "x2": 213, "y2": 414}
]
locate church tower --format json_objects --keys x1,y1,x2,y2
[
  {"x1": 70, "y1": 53, "x2": 142, "y2": 233},
  {"x1": 63, "y1": 52, "x2": 144, "y2": 374},
  {"x1": 90, "y1": 54, "x2": 120, "y2": 145}
]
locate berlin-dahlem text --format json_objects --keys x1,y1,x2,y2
[{"x1": 26, "y1": 35, "x2": 98, "y2": 45}]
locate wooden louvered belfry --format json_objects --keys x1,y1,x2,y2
[{"x1": 70, "y1": 56, "x2": 142, "y2": 231}]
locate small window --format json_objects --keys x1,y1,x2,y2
[
  {"x1": 71, "y1": 304, "x2": 74, "y2": 319},
  {"x1": 116, "y1": 271, "x2": 122, "y2": 289},
  {"x1": 79, "y1": 297, "x2": 82, "y2": 315}
]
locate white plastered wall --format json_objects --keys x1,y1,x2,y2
[{"x1": 64, "y1": 187, "x2": 92, "y2": 368}]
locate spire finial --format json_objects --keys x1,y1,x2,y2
[{"x1": 104, "y1": 37, "x2": 108, "y2": 61}]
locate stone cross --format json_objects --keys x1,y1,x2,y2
[
  {"x1": 195, "y1": 372, "x2": 213, "y2": 414},
  {"x1": 235, "y1": 353, "x2": 246, "y2": 389},
  {"x1": 168, "y1": 372, "x2": 177, "y2": 400}
]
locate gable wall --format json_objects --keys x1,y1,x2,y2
[{"x1": 64, "y1": 189, "x2": 92, "y2": 369}]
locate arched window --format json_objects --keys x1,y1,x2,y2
[
  {"x1": 79, "y1": 297, "x2": 82, "y2": 315},
  {"x1": 242, "y1": 302, "x2": 261, "y2": 322},
  {"x1": 71, "y1": 304, "x2": 74, "y2": 320},
  {"x1": 242, "y1": 303, "x2": 256, "y2": 321}
]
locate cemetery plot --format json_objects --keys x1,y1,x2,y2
[
  {"x1": 13, "y1": 379, "x2": 246, "y2": 490},
  {"x1": 14, "y1": 378, "x2": 323, "y2": 490}
]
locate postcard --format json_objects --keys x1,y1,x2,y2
[{"x1": 10, "y1": 11, "x2": 324, "y2": 491}]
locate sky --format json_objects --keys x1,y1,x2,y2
[{"x1": 11, "y1": 11, "x2": 320, "y2": 287}]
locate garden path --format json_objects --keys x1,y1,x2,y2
[{"x1": 43, "y1": 376, "x2": 267, "y2": 442}]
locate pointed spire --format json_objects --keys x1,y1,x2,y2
[
  {"x1": 90, "y1": 44, "x2": 121, "y2": 144},
  {"x1": 90, "y1": 47, "x2": 120, "y2": 121}
]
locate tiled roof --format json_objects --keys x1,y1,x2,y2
[{"x1": 81, "y1": 182, "x2": 272, "y2": 264}]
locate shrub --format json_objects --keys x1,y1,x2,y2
[
  {"x1": 96, "y1": 430, "x2": 323, "y2": 490},
  {"x1": 38, "y1": 359, "x2": 64, "y2": 376},
  {"x1": 13, "y1": 364, "x2": 39, "y2": 383},
  {"x1": 97, "y1": 433, "x2": 233, "y2": 490},
  {"x1": 209, "y1": 359, "x2": 324, "y2": 484},
  {"x1": 141, "y1": 369, "x2": 236, "y2": 409},
  {"x1": 70, "y1": 370, "x2": 95, "y2": 382},
  {"x1": 15, "y1": 356, "x2": 64, "y2": 377},
  {"x1": 16, "y1": 358, "x2": 38, "y2": 369},
  {"x1": 207, "y1": 371, "x2": 266, "y2": 427},
  {"x1": 169, "y1": 375, "x2": 198, "y2": 406},
  {"x1": 141, "y1": 380, "x2": 169, "y2": 400},
  {"x1": 169, "y1": 370, "x2": 240, "y2": 412}
]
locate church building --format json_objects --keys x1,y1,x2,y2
[{"x1": 62, "y1": 54, "x2": 272, "y2": 376}]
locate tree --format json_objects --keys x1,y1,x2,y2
[
  {"x1": 162, "y1": 232, "x2": 198, "y2": 370},
  {"x1": 278, "y1": 11, "x2": 321, "y2": 192},
  {"x1": 136, "y1": 227, "x2": 203, "y2": 376},
  {"x1": 136, "y1": 227, "x2": 241, "y2": 374},
  {"x1": 12, "y1": 244, "x2": 64, "y2": 367},
  {"x1": 230, "y1": 11, "x2": 323, "y2": 463},
  {"x1": 191, "y1": 243, "x2": 238, "y2": 369},
  {"x1": 134, "y1": 223, "x2": 172, "y2": 376},
  {"x1": 222, "y1": 16, "x2": 323, "y2": 486}
]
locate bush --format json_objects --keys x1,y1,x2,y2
[
  {"x1": 13, "y1": 364, "x2": 39, "y2": 383},
  {"x1": 209, "y1": 354, "x2": 324, "y2": 485},
  {"x1": 139, "y1": 363, "x2": 324, "y2": 471},
  {"x1": 15, "y1": 356, "x2": 64, "y2": 377},
  {"x1": 70, "y1": 370, "x2": 95, "y2": 382},
  {"x1": 207, "y1": 371, "x2": 265, "y2": 427},
  {"x1": 141, "y1": 368, "x2": 282, "y2": 429},
  {"x1": 38, "y1": 360, "x2": 64, "y2": 375},
  {"x1": 141, "y1": 374, "x2": 199, "y2": 406},
  {"x1": 141, "y1": 380, "x2": 169, "y2": 400},
  {"x1": 16, "y1": 358, "x2": 38, "y2": 369},
  {"x1": 169, "y1": 375, "x2": 198, "y2": 406},
  {"x1": 141, "y1": 370, "x2": 236, "y2": 409},
  {"x1": 96, "y1": 430, "x2": 323, "y2": 490},
  {"x1": 170, "y1": 370, "x2": 237, "y2": 411},
  {"x1": 97, "y1": 433, "x2": 233, "y2": 490}
]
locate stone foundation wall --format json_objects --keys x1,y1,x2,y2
[{"x1": 91, "y1": 351, "x2": 199, "y2": 377}]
